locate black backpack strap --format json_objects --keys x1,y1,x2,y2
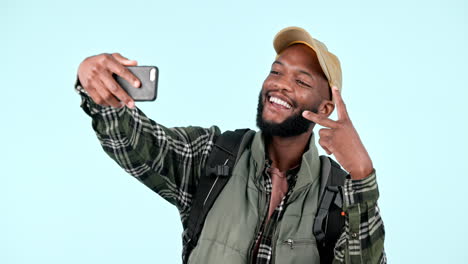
[
  {"x1": 313, "y1": 156, "x2": 348, "y2": 264},
  {"x1": 184, "y1": 129, "x2": 254, "y2": 263}
]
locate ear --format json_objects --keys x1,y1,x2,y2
[{"x1": 317, "y1": 99, "x2": 335, "y2": 118}]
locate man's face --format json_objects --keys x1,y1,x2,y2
[{"x1": 256, "y1": 44, "x2": 331, "y2": 137}]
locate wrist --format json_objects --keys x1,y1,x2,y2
[{"x1": 349, "y1": 166, "x2": 374, "y2": 180}]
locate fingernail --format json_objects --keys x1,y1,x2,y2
[
  {"x1": 127, "y1": 101, "x2": 135, "y2": 109},
  {"x1": 134, "y1": 81, "x2": 140, "y2": 88}
]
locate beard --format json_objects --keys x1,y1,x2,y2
[{"x1": 256, "y1": 92, "x2": 318, "y2": 138}]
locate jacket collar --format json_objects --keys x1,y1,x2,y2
[{"x1": 251, "y1": 131, "x2": 321, "y2": 192}]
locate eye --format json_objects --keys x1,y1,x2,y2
[
  {"x1": 296, "y1": 79, "x2": 311, "y2": 87},
  {"x1": 270, "y1": 70, "x2": 280, "y2": 75}
]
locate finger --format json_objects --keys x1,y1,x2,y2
[
  {"x1": 107, "y1": 56, "x2": 141, "y2": 88},
  {"x1": 318, "y1": 128, "x2": 332, "y2": 138},
  {"x1": 101, "y1": 75, "x2": 135, "y2": 108},
  {"x1": 95, "y1": 80, "x2": 123, "y2": 108},
  {"x1": 87, "y1": 87, "x2": 110, "y2": 106},
  {"x1": 302, "y1": 110, "x2": 339, "y2": 128},
  {"x1": 111, "y1": 53, "x2": 138, "y2": 66},
  {"x1": 84, "y1": 80, "x2": 108, "y2": 106},
  {"x1": 318, "y1": 137, "x2": 333, "y2": 155},
  {"x1": 332, "y1": 86, "x2": 349, "y2": 120}
]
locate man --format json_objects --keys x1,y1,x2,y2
[{"x1": 76, "y1": 27, "x2": 385, "y2": 263}]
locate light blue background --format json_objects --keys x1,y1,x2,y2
[{"x1": 2, "y1": 0, "x2": 467, "y2": 263}]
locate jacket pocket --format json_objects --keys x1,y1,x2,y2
[{"x1": 274, "y1": 238, "x2": 320, "y2": 264}]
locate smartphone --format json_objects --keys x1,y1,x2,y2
[{"x1": 114, "y1": 66, "x2": 158, "y2": 101}]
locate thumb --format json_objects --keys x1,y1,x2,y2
[{"x1": 111, "y1": 53, "x2": 138, "y2": 66}]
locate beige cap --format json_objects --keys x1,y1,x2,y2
[{"x1": 273, "y1": 26, "x2": 342, "y2": 94}]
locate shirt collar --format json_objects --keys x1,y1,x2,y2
[
  {"x1": 251, "y1": 130, "x2": 321, "y2": 193},
  {"x1": 264, "y1": 158, "x2": 300, "y2": 184}
]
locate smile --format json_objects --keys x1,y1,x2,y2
[{"x1": 269, "y1": 96, "x2": 292, "y2": 109}]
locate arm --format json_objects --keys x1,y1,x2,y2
[
  {"x1": 303, "y1": 87, "x2": 386, "y2": 262},
  {"x1": 333, "y1": 171, "x2": 386, "y2": 263},
  {"x1": 76, "y1": 53, "x2": 221, "y2": 215}
]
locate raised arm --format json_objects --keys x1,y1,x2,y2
[
  {"x1": 303, "y1": 87, "x2": 386, "y2": 263},
  {"x1": 76, "y1": 53, "x2": 220, "y2": 219}
]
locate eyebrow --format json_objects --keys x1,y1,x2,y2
[
  {"x1": 272, "y1": 60, "x2": 315, "y2": 80},
  {"x1": 273, "y1": 60, "x2": 283, "y2": 66}
]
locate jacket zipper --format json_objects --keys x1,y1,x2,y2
[
  {"x1": 270, "y1": 223, "x2": 281, "y2": 264},
  {"x1": 282, "y1": 238, "x2": 316, "y2": 249},
  {"x1": 247, "y1": 164, "x2": 270, "y2": 264},
  {"x1": 247, "y1": 189, "x2": 269, "y2": 264}
]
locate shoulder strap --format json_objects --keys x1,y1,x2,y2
[
  {"x1": 314, "y1": 155, "x2": 348, "y2": 264},
  {"x1": 184, "y1": 128, "x2": 254, "y2": 263}
]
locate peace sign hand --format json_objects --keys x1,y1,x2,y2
[{"x1": 302, "y1": 87, "x2": 374, "y2": 180}]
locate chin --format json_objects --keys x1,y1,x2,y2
[{"x1": 261, "y1": 115, "x2": 284, "y2": 125}]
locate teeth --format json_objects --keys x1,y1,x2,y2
[{"x1": 269, "y1": 96, "x2": 292, "y2": 109}]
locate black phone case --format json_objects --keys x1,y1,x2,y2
[{"x1": 114, "y1": 66, "x2": 158, "y2": 101}]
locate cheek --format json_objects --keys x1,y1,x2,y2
[
  {"x1": 261, "y1": 79, "x2": 276, "y2": 99},
  {"x1": 297, "y1": 89, "x2": 322, "y2": 109},
  {"x1": 262, "y1": 77, "x2": 274, "y2": 90}
]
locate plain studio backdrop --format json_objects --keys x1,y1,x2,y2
[{"x1": 2, "y1": 0, "x2": 467, "y2": 263}]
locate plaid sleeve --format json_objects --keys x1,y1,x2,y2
[
  {"x1": 75, "y1": 81, "x2": 220, "y2": 216},
  {"x1": 333, "y1": 171, "x2": 387, "y2": 264}
]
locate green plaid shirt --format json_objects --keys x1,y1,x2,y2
[
  {"x1": 252, "y1": 161, "x2": 299, "y2": 263},
  {"x1": 76, "y1": 83, "x2": 386, "y2": 263}
]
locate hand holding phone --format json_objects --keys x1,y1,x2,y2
[
  {"x1": 114, "y1": 66, "x2": 158, "y2": 101},
  {"x1": 77, "y1": 53, "x2": 157, "y2": 108}
]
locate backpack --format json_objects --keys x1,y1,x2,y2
[{"x1": 185, "y1": 129, "x2": 347, "y2": 264}]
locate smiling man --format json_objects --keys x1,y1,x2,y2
[{"x1": 76, "y1": 26, "x2": 386, "y2": 263}]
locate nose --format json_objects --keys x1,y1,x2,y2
[{"x1": 272, "y1": 76, "x2": 294, "y2": 93}]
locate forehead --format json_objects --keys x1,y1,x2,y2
[{"x1": 276, "y1": 44, "x2": 324, "y2": 75}]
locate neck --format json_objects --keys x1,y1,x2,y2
[{"x1": 266, "y1": 129, "x2": 313, "y2": 172}]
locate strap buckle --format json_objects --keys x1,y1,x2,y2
[
  {"x1": 206, "y1": 159, "x2": 230, "y2": 177},
  {"x1": 206, "y1": 165, "x2": 230, "y2": 177}
]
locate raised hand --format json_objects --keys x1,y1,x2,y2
[
  {"x1": 77, "y1": 53, "x2": 141, "y2": 108},
  {"x1": 302, "y1": 87, "x2": 373, "y2": 180}
]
